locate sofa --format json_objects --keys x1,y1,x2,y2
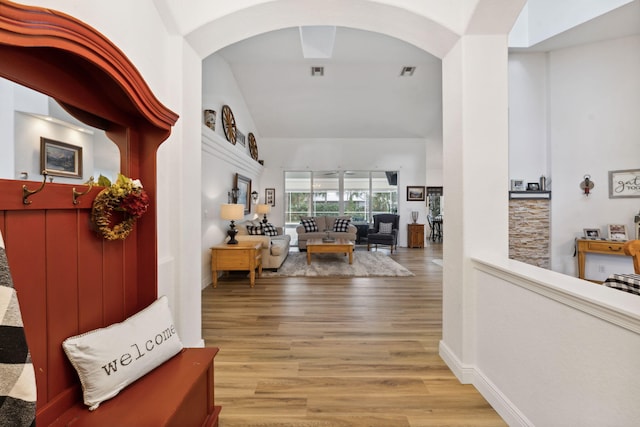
[
  {"x1": 296, "y1": 216, "x2": 358, "y2": 250},
  {"x1": 227, "y1": 220, "x2": 291, "y2": 270}
]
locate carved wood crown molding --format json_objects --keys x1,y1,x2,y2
[{"x1": 0, "y1": 0, "x2": 178, "y2": 132}]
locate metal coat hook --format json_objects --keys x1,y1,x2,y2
[
  {"x1": 23, "y1": 171, "x2": 48, "y2": 204},
  {"x1": 72, "y1": 177, "x2": 94, "y2": 205},
  {"x1": 580, "y1": 174, "x2": 594, "y2": 196}
]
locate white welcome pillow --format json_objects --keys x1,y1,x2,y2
[{"x1": 62, "y1": 295, "x2": 183, "y2": 410}]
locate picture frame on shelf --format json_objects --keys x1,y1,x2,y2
[
  {"x1": 203, "y1": 109, "x2": 216, "y2": 130},
  {"x1": 608, "y1": 169, "x2": 640, "y2": 198},
  {"x1": 527, "y1": 182, "x2": 540, "y2": 191},
  {"x1": 510, "y1": 179, "x2": 525, "y2": 191},
  {"x1": 406, "y1": 186, "x2": 425, "y2": 201},
  {"x1": 583, "y1": 228, "x2": 600, "y2": 239},
  {"x1": 607, "y1": 224, "x2": 628, "y2": 241},
  {"x1": 236, "y1": 129, "x2": 246, "y2": 146},
  {"x1": 265, "y1": 188, "x2": 275, "y2": 207},
  {"x1": 40, "y1": 137, "x2": 83, "y2": 178},
  {"x1": 234, "y1": 173, "x2": 252, "y2": 214}
]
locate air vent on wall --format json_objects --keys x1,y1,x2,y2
[
  {"x1": 400, "y1": 66, "x2": 416, "y2": 76},
  {"x1": 311, "y1": 66, "x2": 324, "y2": 76}
]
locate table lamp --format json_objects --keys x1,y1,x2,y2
[
  {"x1": 257, "y1": 204, "x2": 271, "y2": 224},
  {"x1": 220, "y1": 203, "x2": 244, "y2": 244}
]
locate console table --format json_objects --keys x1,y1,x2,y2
[
  {"x1": 576, "y1": 238, "x2": 627, "y2": 281},
  {"x1": 211, "y1": 242, "x2": 262, "y2": 287}
]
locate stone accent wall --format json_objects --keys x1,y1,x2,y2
[{"x1": 509, "y1": 198, "x2": 550, "y2": 268}]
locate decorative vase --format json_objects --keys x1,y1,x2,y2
[{"x1": 411, "y1": 211, "x2": 419, "y2": 223}]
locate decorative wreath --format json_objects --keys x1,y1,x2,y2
[{"x1": 91, "y1": 174, "x2": 150, "y2": 240}]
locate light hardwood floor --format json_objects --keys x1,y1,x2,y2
[{"x1": 202, "y1": 243, "x2": 507, "y2": 427}]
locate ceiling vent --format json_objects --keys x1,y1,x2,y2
[
  {"x1": 400, "y1": 66, "x2": 416, "y2": 76},
  {"x1": 311, "y1": 66, "x2": 324, "y2": 77}
]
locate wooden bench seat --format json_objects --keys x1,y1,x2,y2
[{"x1": 49, "y1": 348, "x2": 221, "y2": 427}]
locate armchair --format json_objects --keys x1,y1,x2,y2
[{"x1": 367, "y1": 214, "x2": 400, "y2": 253}]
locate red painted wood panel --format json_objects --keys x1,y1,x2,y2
[
  {"x1": 77, "y1": 210, "x2": 105, "y2": 332},
  {"x1": 45, "y1": 210, "x2": 80, "y2": 398},
  {"x1": 4, "y1": 210, "x2": 49, "y2": 406}
]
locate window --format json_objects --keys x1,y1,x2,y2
[{"x1": 284, "y1": 171, "x2": 398, "y2": 245}]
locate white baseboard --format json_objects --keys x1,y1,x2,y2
[{"x1": 439, "y1": 340, "x2": 533, "y2": 427}]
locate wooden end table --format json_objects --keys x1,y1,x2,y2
[
  {"x1": 306, "y1": 238, "x2": 354, "y2": 265},
  {"x1": 211, "y1": 241, "x2": 262, "y2": 287}
]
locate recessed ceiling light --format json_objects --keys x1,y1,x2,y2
[
  {"x1": 311, "y1": 66, "x2": 324, "y2": 77},
  {"x1": 400, "y1": 66, "x2": 416, "y2": 76}
]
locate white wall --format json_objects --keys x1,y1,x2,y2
[
  {"x1": 549, "y1": 35, "x2": 640, "y2": 279},
  {"x1": 201, "y1": 53, "x2": 265, "y2": 288},
  {"x1": 508, "y1": 52, "x2": 549, "y2": 185},
  {"x1": 462, "y1": 257, "x2": 640, "y2": 426},
  {"x1": 509, "y1": 35, "x2": 640, "y2": 280}
]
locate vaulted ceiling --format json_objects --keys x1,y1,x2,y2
[{"x1": 212, "y1": 0, "x2": 639, "y2": 140}]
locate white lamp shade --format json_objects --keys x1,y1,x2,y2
[
  {"x1": 256, "y1": 204, "x2": 271, "y2": 215},
  {"x1": 220, "y1": 204, "x2": 245, "y2": 221}
]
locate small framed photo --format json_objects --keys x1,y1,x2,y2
[
  {"x1": 583, "y1": 228, "x2": 600, "y2": 239},
  {"x1": 510, "y1": 179, "x2": 525, "y2": 191},
  {"x1": 406, "y1": 186, "x2": 425, "y2": 201},
  {"x1": 608, "y1": 224, "x2": 628, "y2": 241},
  {"x1": 203, "y1": 109, "x2": 216, "y2": 130},
  {"x1": 236, "y1": 129, "x2": 246, "y2": 146},
  {"x1": 40, "y1": 137, "x2": 83, "y2": 179},
  {"x1": 527, "y1": 182, "x2": 540, "y2": 191},
  {"x1": 265, "y1": 188, "x2": 275, "y2": 207}
]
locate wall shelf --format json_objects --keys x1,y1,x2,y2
[{"x1": 509, "y1": 191, "x2": 551, "y2": 200}]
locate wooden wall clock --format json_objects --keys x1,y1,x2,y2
[
  {"x1": 248, "y1": 132, "x2": 258, "y2": 160},
  {"x1": 221, "y1": 105, "x2": 237, "y2": 144}
]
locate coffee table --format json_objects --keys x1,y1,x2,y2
[{"x1": 306, "y1": 238, "x2": 354, "y2": 265}]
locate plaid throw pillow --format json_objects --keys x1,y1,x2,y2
[
  {"x1": 263, "y1": 223, "x2": 278, "y2": 236},
  {"x1": 301, "y1": 218, "x2": 318, "y2": 232},
  {"x1": 247, "y1": 225, "x2": 264, "y2": 235},
  {"x1": 333, "y1": 218, "x2": 351, "y2": 232},
  {"x1": 379, "y1": 222, "x2": 393, "y2": 234}
]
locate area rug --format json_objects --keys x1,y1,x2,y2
[{"x1": 262, "y1": 251, "x2": 414, "y2": 277}]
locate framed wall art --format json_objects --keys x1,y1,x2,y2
[
  {"x1": 608, "y1": 169, "x2": 640, "y2": 198},
  {"x1": 40, "y1": 137, "x2": 83, "y2": 178},
  {"x1": 234, "y1": 173, "x2": 252, "y2": 214},
  {"x1": 265, "y1": 188, "x2": 275, "y2": 207},
  {"x1": 607, "y1": 224, "x2": 628, "y2": 241},
  {"x1": 406, "y1": 186, "x2": 425, "y2": 201}
]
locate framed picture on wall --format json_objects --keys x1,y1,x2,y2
[
  {"x1": 234, "y1": 173, "x2": 252, "y2": 214},
  {"x1": 608, "y1": 169, "x2": 640, "y2": 198},
  {"x1": 265, "y1": 188, "x2": 275, "y2": 206},
  {"x1": 406, "y1": 186, "x2": 425, "y2": 201},
  {"x1": 40, "y1": 137, "x2": 83, "y2": 178}
]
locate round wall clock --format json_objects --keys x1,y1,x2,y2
[
  {"x1": 221, "y1": 105, "x2": 237, "y2": 144},
  {"x1": 248, "y1": 132, "x2": 258, "y2": 160}
]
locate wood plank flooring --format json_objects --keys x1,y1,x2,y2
[{"x1": 202, "y1": 243, "x2": 507, "y2": 427}]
